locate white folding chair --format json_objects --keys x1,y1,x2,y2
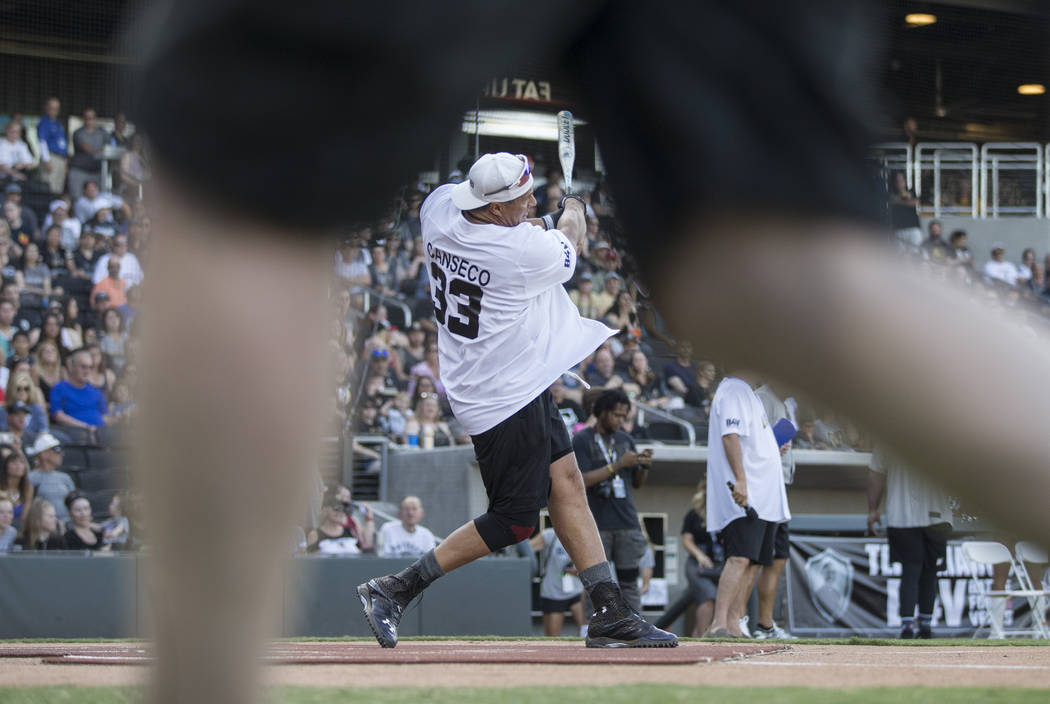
[
  {"x1": 1013, "y1": 542, "x2": 1050, "y2": 639},
  {"x1": 961, "y1": 541, "x2": 1044, "y2": 639}
]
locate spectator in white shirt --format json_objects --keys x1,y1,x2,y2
[
  {"x1": 74, "y1": 181, "x2": 131, "y2": 224},
  {"x1": 983, "y1": 243, "x2": 1020, "y2": 287},
  {"x1": 377, "y1": 495, "x2": 437, "y2": 558},
  {"x1": 92, "y1": 235, "x2": 144, "y2": 286},
  {"x1": 0, "y1": 122, "x2": 37, "y2": 184}
]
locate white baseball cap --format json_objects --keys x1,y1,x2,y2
[
  {"x1": 450, "y1": 153, "x2": 534, "y2": 211},
  {"x1": 31, "y1": 432, "x2": 62, "y2": 455}
]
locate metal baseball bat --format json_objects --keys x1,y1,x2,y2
[{"x1": 557, "y1": 110, "x2": 575, "y2": 194}]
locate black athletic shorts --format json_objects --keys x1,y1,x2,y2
[
  {"x1": 722, "y1": 516, "x2": 777, "y2": 567},
  {"x1": 540, "y1": 595, "x2": 582, "y2": 614},
  {"x1": 887, "y1": 523, "x2": 951, "y2": 569},
  {"x1": 773, "y1": 522, "x2": 790, "y2": 560},
  {"x1": 470, "y1": 390, "x2": 572, "y2": 518},
  {"x1": 138, "y1": 0, "x2": 883, "y2": 266}
]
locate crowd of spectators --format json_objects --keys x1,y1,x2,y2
[{"x1": 0, "y1": 99, "x2": 146, "y2": 553}]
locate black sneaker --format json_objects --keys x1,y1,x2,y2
[
  {"x1": 586, "y1": 604, "x2": 679, "y2": 648},
  {"x1": 900, "y1": 625, "x2": 916, "y2": 639},
  {"x1": 918, "y1": 626, "x2": 933, "y2": 639},
  {"x1": 357, "y1": 578, "x2": 407, "y2": 648}
]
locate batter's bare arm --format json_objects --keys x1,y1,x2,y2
[{"x1": 557, "y1": 198, "x2": 587, "y2": 252}]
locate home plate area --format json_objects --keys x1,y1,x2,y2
[{"x1": 0, "y1": 641, "x2": 788, "y2": 666}]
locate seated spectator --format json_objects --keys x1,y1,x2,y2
[
  {"x1": 0, "y1": 450, "x2": 33, "y2": 530},
  {"x1": 3, "y1": 200, "x2": 34, "y2": 250},
  {"x1": 33, "y1": 340, "x2": 66, "y2": 400},
  {"x1": 569, "y1": 271, "x2": 602, "y2": 319},
  {"x1": 49, "y1": 349, "x2": 108, "y2": 430},
  {"x1": 623, "y1": 350, "x2": 667, "y2": 406},
  {"x1": 663, "y1": 341, "x2": 703, "y2": 407},
  {"x1": 4, "y1": 402, "x2": 38, "y2": 451},
  {"x1": 92, "y1": 235, "x2": 144, "y2": 287},
  {"x1": 118, "y1": 133, "x2": 152, "y2": 196},
  {"x1": 584, "y1": 347, "x2": 624, "y2": 389},
  {"x1": 71, "y1": 230, "x2": 101, "y2": 280},
  {"x1": 40, "y1": 226, "x2": 72, "y2": 277},
  {"x1": 792, "y1": 413, "x2": 827, "y2": 450},
  {"x1": 30, "y1": 312, "x2": 66, "y2": 352},
  {"x1": 63, "y1": 491, "x2": 109, "y2": 551},
  {"x1": 354, "y1": 399, "x2": 390, "y2": 436},
  {"x1": 550, "y1": 376, "x2": 585, "y2": 431},
  {"x1": 1016, "y1": 248, "x2": 1036, "y2": 285},
  {"x1": 334, "y1": 237, "x2": 371, "y2": 287},
  {"x1": 399, "y1": 236, "x2": 429, "y2": 301},
  {"x1": 90, "y1": 258, "x2": 129, "y2": 309},
  {"x1": 17, "y1": 243, "x2": 51, "y2": 304},
  {"x1": 983, "y1": 243, "x2": 1019, "y2": 287},
  {"x1": 87, "y1": 206, "x2": 121, "y2": 240},
  {"x1": 87, "y1": 344, "x2": 117, "y2": 395},
  {"x1": 0, "y1": 494, "x2": 16, "y2": 551},
  {"x1": 108, "y1": 378, "x2": 137, "y2": 424},
  {"x1": 45, "y1": 201, "x2": 82, "y2": 252},
  {"x1": 360, "y1": 347, "x2": 403, "y2": 394},
  {"x1": 98, "y1": 308, "x2": 128, "y2": 372},
  {"x1": 695, "y1": 360, "x2": 718, "y2": 410},
  {"x1": 73, "y1": 181, "x2": 130, "y2": 225},
  {"x1": 4, "y1": 185, "x2": 38, "y2": 237},
  {"x1": 61, "y1": 298, "x2": 84, "y2": 350},
  {"x1": 530, "y1": 527, "x2": 585, "y2": 637},
  {"x1": 306, "y1": 492, "x2": 363, "y2": 555},
  {"x1": 404, "y1": 394, "x2": 455, "y2": 447},
  {"x1": 0, "y1": 121, "x2": 37, "y2": 185},
  {"x1": 407, "y1": 341, "x2": 446, "y2": 398},
  {"x1": 100, "y1": 492, "x2": 130, "y2": 550},
  {"x1": 383, "y1": 391, "x2": 414, "y2": 443},
  {"x1": 117, "y1": 285, "x2": 142, "y2": 330},
  {"x1": 921, "y1": 220, "x2": 952, "y2": 262},
  {"x1": 602, "y1": 290, "x2": 639, "y2": 335},
  {"x1": 5, "y1": 373, "x2": 47, "y2": 436},
  {"x1": 377, "y1": 495, "x2": 437, "y2": 557},
  {"x1": 28, "y1": 433, "x2": 74, "y2": 522},
  {"x1": 395, "y1": 321, "x2": 427, "y2": 374},
  {"x1": 6, "y1": 330, "x2": 32, "y2": 370},
  {"x1": 368, "y1": 240, "x2": 399, "y2": 296},
  {"x1": 14, "y1": 497, "x2": 63, "y2": 551},
  {"x1": 591, "y1": 269, "x2": 621, "y2": 316},
  {"x1": 333, "y1": 483, "x2": 374, "y2": 553}
]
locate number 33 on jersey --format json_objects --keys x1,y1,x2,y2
[{"x1": 419, "y1": 184, "x2": 615, "y2": 436}]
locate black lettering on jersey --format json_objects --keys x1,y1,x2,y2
[{"x1": 430, "y1": 262, "x2": 484, "y2": 340}]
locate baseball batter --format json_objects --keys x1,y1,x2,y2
[{"x1": 356, "y1": 152, "x2": 677, "y2": 649}]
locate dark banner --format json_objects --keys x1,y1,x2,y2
[{"x1": 786, "y1": 535, "x2": 1027, "y2": 637}]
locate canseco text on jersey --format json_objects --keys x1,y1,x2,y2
[{"x1": 427, "y1": 243, "x2": 493, "y2": 286}]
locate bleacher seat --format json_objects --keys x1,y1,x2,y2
[
  {"x1": 85, "y1": 489, "x2": 118, "y2": 521},
  {"x1": 86, "y1": 448, "x2": 119, "y2": 470},
  {"x1": 76, "y1": 468, "x2": 117, "y2": 492},
  {"x1": 62, "y1": 447, "x2": 89, "y2": 472}
]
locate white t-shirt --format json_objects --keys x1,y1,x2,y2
[
  {"x1": 706, "y1": 377, "x2": 790, "y2": 532},
  {"x1": 983, "y1": 259, "x2": 1018, "y2": 287},
  {"x1": 74, "y1": 193, "x2": 124, "y2": 223},
  {"x1": 378, "y1": 521, "x2": 437, "y2": 557},
  {"x1": 869, "y1": 446, "x2": 953, "y2": 529},
  {"x1": 92, "y1": 252, "x2": 145, "y2": 286},
  {"x1": 0, "y1": 140, "x2": 34, "y2": 169},
  {"x1": 754, "y1": 384, "x2": 795, "y2": 486},
  {"x1": 421, "y1": 184, "x2": 614, "y2": 435}
]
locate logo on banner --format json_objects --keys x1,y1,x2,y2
[{"x1": 805, "y1": 548, "x2": 855, "y2": 623}]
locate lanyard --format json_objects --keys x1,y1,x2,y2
[{"x1": 595, "y1": 432, "x2": 618, "y2": 466}]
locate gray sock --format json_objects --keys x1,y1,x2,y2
[
  {"x1": 578, "y1": 561, "x2": 615, "y2": 590},
  {"x1": 416, "y1": 549, "x2": 445, "y2": 583}
]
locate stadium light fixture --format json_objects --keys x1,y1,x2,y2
[
  {"x1": 1017, "y1": 84, "x2": 1046, "y2": 95},
  {"x1": 905, "y1": 13, "x2": 937, "y2": 27}
]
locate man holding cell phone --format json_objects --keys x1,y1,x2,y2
[{"x1": 575, "y1": 388, "x2": 654, "y2": 613}]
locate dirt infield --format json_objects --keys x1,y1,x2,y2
[
  {"x1": 0, "y1": 641, "x2": 1048, "y2": 689},
  {"x1": 0, "y1": 641, "x2": 785, "y2": 666}
]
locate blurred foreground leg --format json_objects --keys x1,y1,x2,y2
[
  {"x1": 661, "y1": 219, "x2": 1050, "y2": 544},
  {"x1": 137, "y1": 178, "x2": 330, "y2": 704}
]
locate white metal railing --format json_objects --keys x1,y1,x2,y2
[{"x1": 873, "y1": 141, "x2": 1050, "y2": 219}]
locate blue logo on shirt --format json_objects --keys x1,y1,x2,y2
[{"x1": 726, "y1": 418, "x2": 741, "y2": 428}]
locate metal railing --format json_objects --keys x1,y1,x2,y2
[{"x1": 872, "y1": 140, "x2": 1050, "y2": 218}]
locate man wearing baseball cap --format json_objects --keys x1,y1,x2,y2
[{"x1": 358, "y1": 152, "x2": 677, "y2": 649}]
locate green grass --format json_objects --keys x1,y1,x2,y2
[{"x1": 0, "y1": 686, "x2": 1048, "y2": 704}]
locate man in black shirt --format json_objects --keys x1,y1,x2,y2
[{"x1": 573, "y1": 389, "x2": 653, "y2": 612}]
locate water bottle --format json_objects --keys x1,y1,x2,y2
[
  {"x1": 421, "y1": 424, "x2": 435, "y2": 450},
  {"x1": 407, "y1": 433, "x2": 419, "y2": 448}
]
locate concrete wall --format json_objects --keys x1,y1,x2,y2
[{"x1": 0, "y1": 554, "x2": 530, "y2": 639}]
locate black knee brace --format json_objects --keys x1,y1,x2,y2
[
  {"x1": 474, "y1": 508, "x2": 539, "y2": 552},
  {"x1": 616, "y1": 567, "x2": 640, "y2": 585}
]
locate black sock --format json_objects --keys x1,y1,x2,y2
[{"x1": 388, "y1": 550, "x2": 444, "y2": 605}]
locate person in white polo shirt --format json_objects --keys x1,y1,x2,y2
[
  {"x1": 357, "y1": 152, "x2": 676, "y2": 650},
  {"x1": 867, "y1": 445, "x2": 953, "y2": 639},
  {"x1": 705, "y1": 372, "x2": 790, "y2": 638},
  {"x1": 377, "y1": 496, "x2": 437, "y2": 558}
]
